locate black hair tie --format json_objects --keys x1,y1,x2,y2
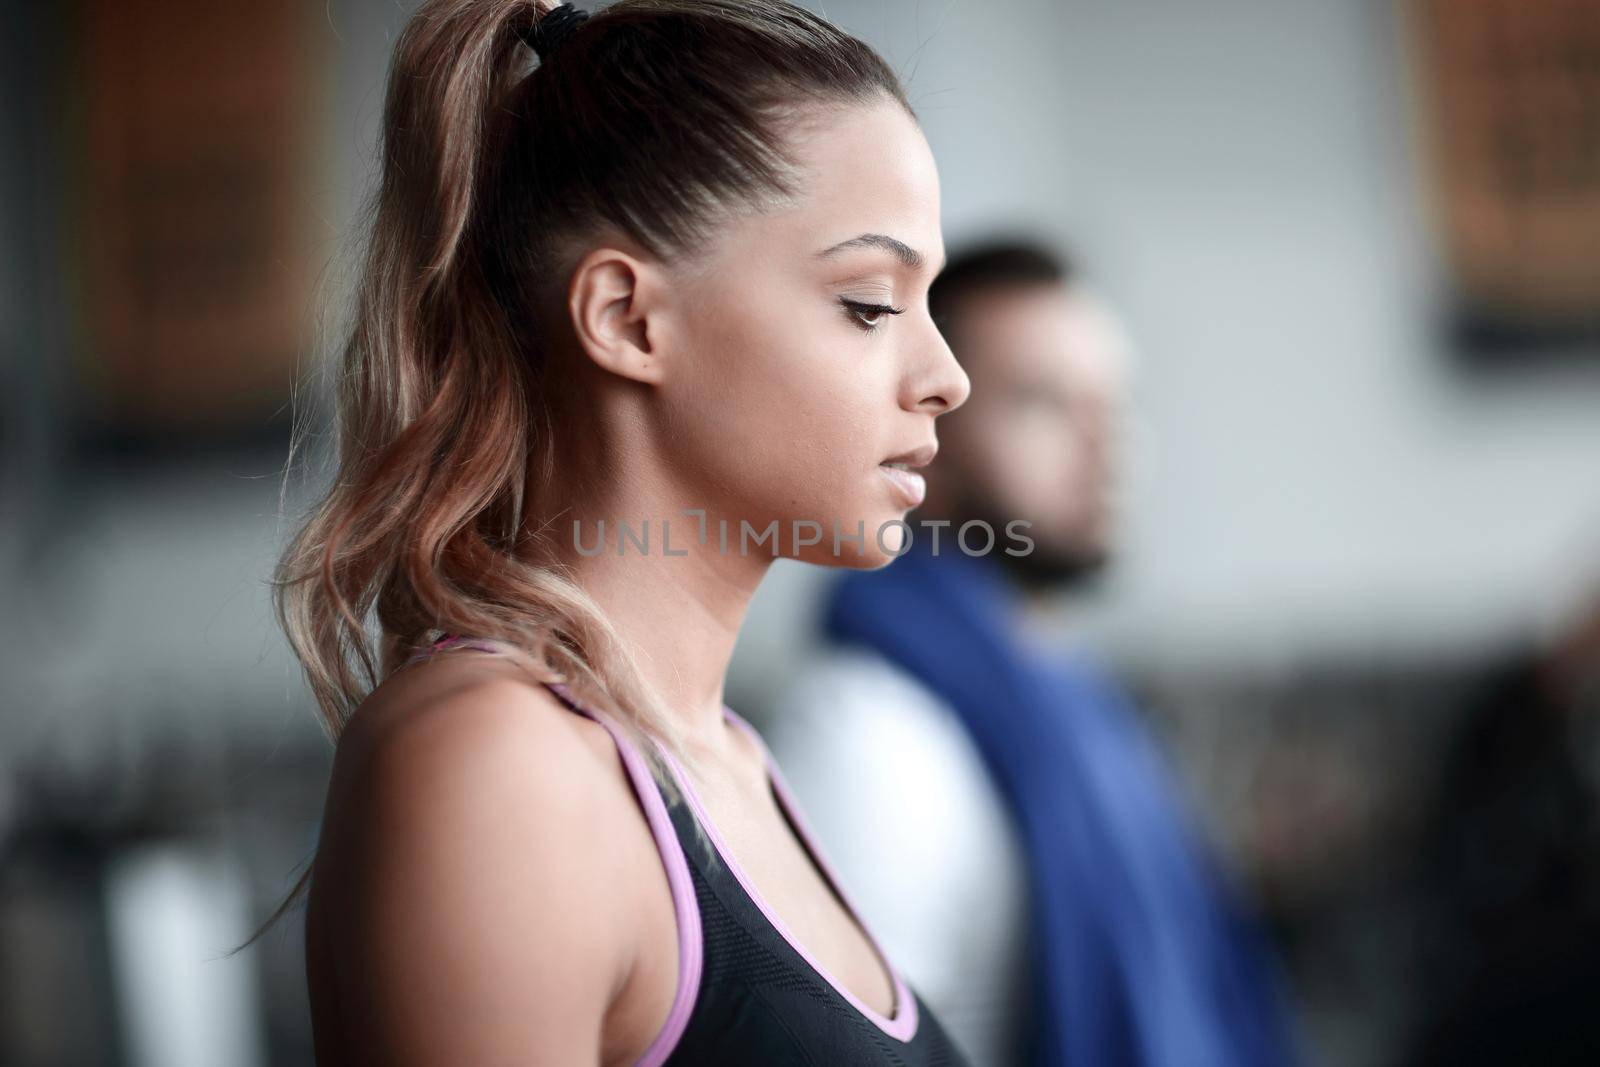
[{"x1": 523, "y1": 3, "x2": 590, "y2": 61}]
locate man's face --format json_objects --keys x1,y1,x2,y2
[{"x1": 934, "y1": 282, "x2": 1131, "y2": 586}]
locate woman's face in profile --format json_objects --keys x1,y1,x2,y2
[{"x1": 658, "y1": 97, "x2": 968, "y2": 568}]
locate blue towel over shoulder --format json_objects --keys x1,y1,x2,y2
[{"x1": 822, "y1": 537, "x2": 1298, "y2": 1067}]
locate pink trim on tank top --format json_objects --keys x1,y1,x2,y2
[
  {"x1": 402, "y1": 634, "x2": 509, "y2": 665},
  {"x1": 401, "y1": 635, "x2": 702, "y2": 1067},
  {"x1": 658, "y1": 712, "x2": 921, "y2": 1043},
  {"x1": 547, "y1": 681, "x2": 703, "y2": 1067}
]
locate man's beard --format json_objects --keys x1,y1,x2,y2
[
  {"x1": 949, "y1": 489, "x2": 1114, "y2": 596},
  {"x1": 996, "y1": 534, "x2": 1112, "y2": 595}
]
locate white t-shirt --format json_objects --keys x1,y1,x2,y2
[{"x1": 763, "y1": 645, "x2": 1034, "y2": 1067}]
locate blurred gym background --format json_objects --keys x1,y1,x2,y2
[{"x1": 3, "y1": 1, "x2": 1598, "y2": 1064}]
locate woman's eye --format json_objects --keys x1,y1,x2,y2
[{"x1": 839, "y1": 298, "x2": 906, "y2": 333}]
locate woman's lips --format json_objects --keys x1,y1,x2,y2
[{"x1": 879, "y1": 463, "x2": 926, "y2": 507}]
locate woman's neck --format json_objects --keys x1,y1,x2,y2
[
  {"x1": 569, "y1": 528, "x2": 769, "y2": 746},
  {"x1": 537, "y1": 464, "x2": 773, "y2": 756}
]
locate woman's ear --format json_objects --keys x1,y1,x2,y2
[{"x1": 566, "y1": 245, "x2": 667, "y2": 385}]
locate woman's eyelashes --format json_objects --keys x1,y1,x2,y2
[{"x1": 838, "y1": 297, "x2": 906, "y2": 333}]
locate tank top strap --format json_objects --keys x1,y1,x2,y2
[
  {"x1": 402, "y1": 632, "x2": 510, "y2": 667},
  {"x1": 539, "y1": 680, "x2": 705, "y2": 1067},
  {"x1": 402, "y1": 633, "x2": 703, "y2": 1066}
]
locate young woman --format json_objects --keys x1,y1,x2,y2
[{"x1": 273, "y1": 0, "x2": 972, "y2": 1062}]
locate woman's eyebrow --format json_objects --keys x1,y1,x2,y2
[{"x1": 815, "y1": 232, "x2": 945, "y2": 275}]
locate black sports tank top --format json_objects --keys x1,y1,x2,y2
[{"x1": 404, "y1": 635, "x2": 971, "y2": 1066}]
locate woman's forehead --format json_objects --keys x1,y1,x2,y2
[{"x1": 772, "y1": 101, "x2": 942, "y2": 254}]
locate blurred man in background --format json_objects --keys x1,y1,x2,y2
[{"x1": 766, "y1": 241, "x2": 1298, "y2": 1067}]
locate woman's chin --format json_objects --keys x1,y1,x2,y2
[
  {"x1": 785, "y1": 510, "x2": 914, "y2": 570},
  {"x1": 793, "y1": 544, "x2": 898, "y2": 570}
]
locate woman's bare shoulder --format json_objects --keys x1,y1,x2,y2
[
  {"x1": 340, "y1": 652, "x2": 617, "y2": 778},
  {"x1": 310, "y1": 657, "x2": 644, "y2": 1064}
]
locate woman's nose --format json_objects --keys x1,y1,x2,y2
[{"x1": 907, "y1": 326, "x2": 971, "y2": 415}]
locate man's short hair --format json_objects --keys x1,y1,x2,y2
[{"x1": 928, "y1": 240, "x2": 1076, "y2": 349}]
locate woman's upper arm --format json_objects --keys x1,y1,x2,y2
[{"x1": 315, "y1": 680, "x2": 630, "y2": 1066}]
